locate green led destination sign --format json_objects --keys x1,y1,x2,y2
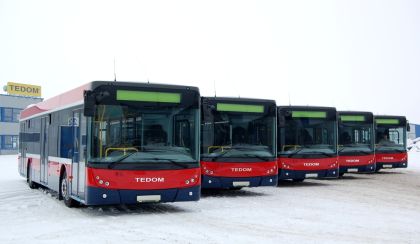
[
  {"x1": 340, "y1": 115, "x2": 365, "y2": 122},
  {"x1": 216, "y1": 103, "x2": 264, "y2": 113},
  {"x1": 292, "y1": 111, "x2": 326, "y2": 118},
  {"x1": 375, "y1": 119, "x2": 400, "y2": 125},
  {"x1": 116, "y1": 90, "x2": 181, "y2": 103}
]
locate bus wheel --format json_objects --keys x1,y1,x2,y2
[
  {"x1": 60, "y1": 171, "x2": 76, "y2": 208},
  {"x1": 292, "y1": 178, "x2": 304, "y2": 183},
  {"x1": 27, "y1": 163, "x2": 38, "y2": 189}
]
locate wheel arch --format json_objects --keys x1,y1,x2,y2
[{"x1": 26, "y1": 158, "x2": 32, "y2": 181}]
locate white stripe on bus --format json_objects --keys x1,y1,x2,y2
[
  {"x1": 26, "y1": 153, "x2": 41, "y2": 159},
  {"x1": 48, "y1": 156, "x2": 72, "y2": 165}
]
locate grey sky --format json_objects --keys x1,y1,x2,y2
[{"x1": 1, "y1": 0, "x2": 419, "y2": 122}]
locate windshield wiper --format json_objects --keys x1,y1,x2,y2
[
  {"x1": 244, "y1": 154, "x2": 271, "y2": 161},
  {"x1": 107, "y1": 152, "x2": 137, "y2": 169},
  {"x1": 142, "y1": 147, "x2": 191, "y2": 156},
  {"x1": 210, "y1": 150, "x2": 232, "y2": 162},
  {"x1": 108, "y1": 155, "x2": 191, "y2": 169},
  {"x1": 149, "y1": 158, "x2": 190, "y2": 168},
  {"x1": 309, "y1": 151, "x2": 334, "y2": 157},
  {"x1": 355, "y1": 150, "x2": 373, "y2": 155},
  {"x1": 285, "y1": 147, "x2": 335, "y2": 158},
  {"x1": 377, "y1": 147, "x2": 406, "y2": 153},
  {"x1": 285, "y1": 147, "x2": 307, "y2": 158}
]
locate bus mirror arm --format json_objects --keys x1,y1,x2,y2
[
  {"x1": 84, "y1": 90, "x2": 95, "y2": 116},
  {"x1": 277, "y1": 114, "x2": 286, "y2": 127},
  {"x1": 83, "y1": 147, "x2": 87, "y2": 160},
  {"x1": 407, "y1": 123, "x2": 410, "y2": 132}
]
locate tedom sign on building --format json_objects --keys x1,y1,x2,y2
[{"x1": 5, "y1": 82, "x2": 42, "y2": 97}]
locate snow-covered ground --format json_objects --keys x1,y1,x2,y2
[
  {"x1": 408, "y1": 137, "x2": 420, "y2": 151},
  {"x1": 1, "y1": 153, "x2": 420, "y2": 244}
]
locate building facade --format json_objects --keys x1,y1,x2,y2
[
  {"x1": 408, "y1": 123, "x2": 420, "y2": 140},
  {"x1": 0, "y1": 94, "x2": 43, "y2": 154}
]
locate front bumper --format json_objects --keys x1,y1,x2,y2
[
  {"x1": 339, "y1": 163, "x2": 376, "y2": 174},
  {"x1": 279, "y1": 168, "x2": 339, "y2": 180},
  {"x1": 201, "y1": 175, "x2": 278, "y2": 189},
  {"x1": 376, "y1": 161, "x2": 408, "y2": 170},
  {"x1": 84, "y1": 185, "x2": 200, "y2": 205}
]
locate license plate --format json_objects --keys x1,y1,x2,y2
[
  {"x1": 383, "y1": 165, "x2": 393, "y2": 168},
  {"x1": 348, "y1": 168, "x2": 358, "y2": 172},
  {"x1": 233, "y1": 181, "x2": 250, "y2": 187},
  {"x1": 137, "y1": 195, "x2": 161, "y2": 203},
  {"x1": 305, "y1": 173, "x2": 318, "y2": 178}
]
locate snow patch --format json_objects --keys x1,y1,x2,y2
[{"x1": 1, "y1": 153, "x2": 420, "y2": 243}]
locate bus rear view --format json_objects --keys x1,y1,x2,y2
[
  {"x1": 338, "y1": 111, "x2": 376, "y2": 176},
  {"x1": 277, "y1": 106, "x2": 338, "y2": 182},
  {"x1": 200, "y1": 97, "x2": 278, "y2": 189},
  {"x1": 374, "y1": 115, "x2": 408, "y2": 171}
]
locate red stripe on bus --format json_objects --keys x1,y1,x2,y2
[
  {"x1": 200, "y1": 161, "x2": 277, "y2": 177},
  {"x1": 338, "y1": 154, "x2": 375, "y2": 167},
  {"x1": 277, "y1": 157, "x2": 338, "y2": 170},
  {"x1": 48, "y1": 161, "x2": 61, "y2": 176},
  {"x1": 86, "y1": 167, "x2": 201, "y2": 190},
  {"x1": 375, "y1": 152, "x2": 407, "y2": 163}
]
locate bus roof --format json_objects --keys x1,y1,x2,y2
[
  {"x1": 277, "y1": 105, "x2": 336, "y2": 112},
  {"x1": 20, "y1": 81, "x2": 199, "y2": 121},
  {"x1": 338, "y1": 111, "x2": 373, "y2": 116},
  {"x1": 201, "y1": 96, "x2": 276, "y2": 104},
  {"x1": 374, "y1": 115, "x2": 407, "y2": 120}
]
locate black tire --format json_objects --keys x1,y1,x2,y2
[
  {"x1": 60, "y1": 171, "x2": 76, "y2": 208},
  {"x1": 292, "y1": 178, "x2": 304, "y2": 183},
  {"x1": 27, "y1": 163, "x2": 38, "y2": 189}
]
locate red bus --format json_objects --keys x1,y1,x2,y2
[
  {"x1": 200, "y1": 97, "x2": 278, "y2": 189},
  {"x1": 277, "y1": 106, "x2": 339, "y2": 182},
  {"x1": 374, "y1": 115, "x2": 408, "y2": 171},
  {"x1": 337, "y1": 111, "x2": 376, "y2": 176},
  {"x1": 18, "y1": 81, "x2": 201, "y2": 207}
]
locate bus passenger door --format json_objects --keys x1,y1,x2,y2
[
  {"x1": 71, "y1": 110, "x2": 86, "y2": 199},
  {"x1": 40, "y1": 116, "x2": 49, "y2": 184},
  {"x1": 19, "y1": 122, "x2": 26, "y2": 176}
]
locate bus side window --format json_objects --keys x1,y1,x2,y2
[{"x1": 60, "y1": 126, "x2": 73, "y2": 159}]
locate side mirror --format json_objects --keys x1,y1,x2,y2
[
  {"x1": 84, "y1": 90, "x2": 95, "y2": 116},
  {"x1": 277, "y1": 111, "x2": 287, "y2": 127},
  {"x1": 407, "y1": 123, "x2": 411, "y2": 132}
]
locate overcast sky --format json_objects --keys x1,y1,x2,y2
[{"x1": 1, "y1": 0, "x2": 419, "y2": 122}]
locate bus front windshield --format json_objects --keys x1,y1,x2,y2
[
  {"x1": 90, "y1": 104, "x2": 199, "y2": 164},
  {"x1": 201, "y1": 112, "x2": 276, "y2": 159},
  {"x1": 375, "y1": 125, "x2": 406, "y2": 153},
  {"x1": 280, "y1": 118, "x2": 337, "y2": 156},
  {"x1": 339, "y1": 123, "x2": 373, "y2": 154}
]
